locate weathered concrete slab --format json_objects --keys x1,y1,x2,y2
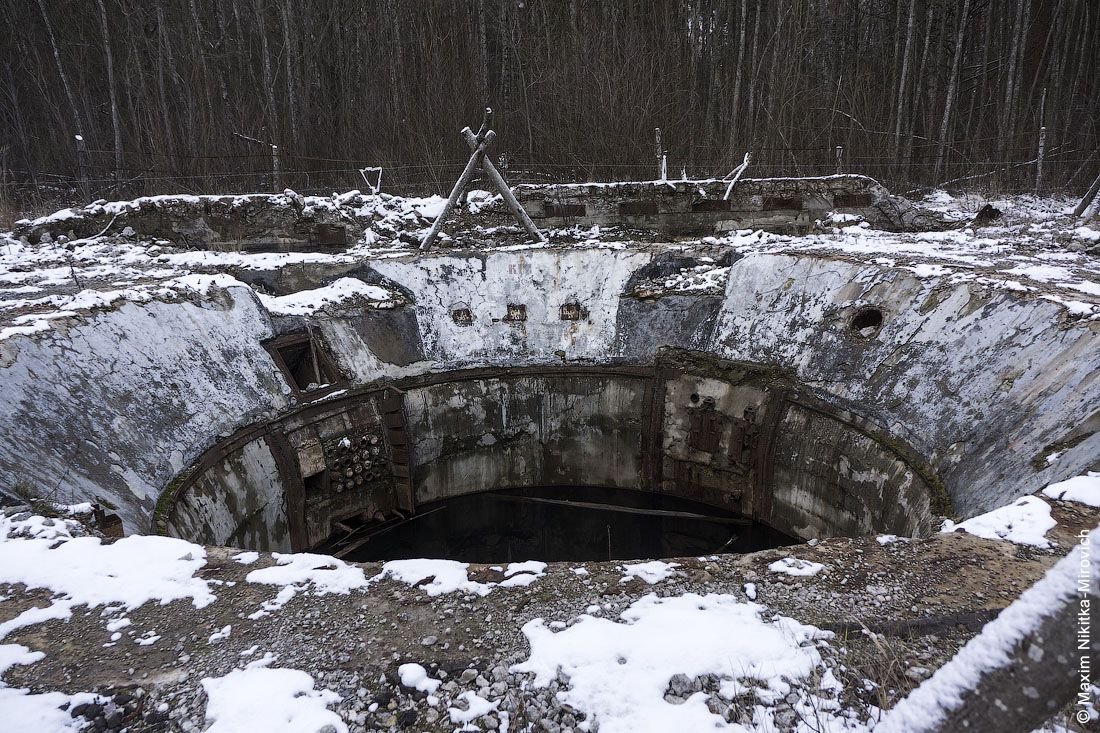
[{"x1": 514, "y1": 175, "x2": 957, "y2": 234}]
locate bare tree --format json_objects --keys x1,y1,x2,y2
[{"x1": 0, "y1": 0, "x2": 1097, "y2": 203}]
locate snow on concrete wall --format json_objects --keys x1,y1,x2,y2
[
  {"x1": 167, "y1": 437, "x2": 290, "y2": 551},
  {"x1": 709, "y1": 253, "x2": 1100, "y2": 516},
  {"x1": 0, "y1": 246, "x2": 1095, "y2": 535},
  {"x1": 370, "y1": 248, "x2": 651, "y2": 365},
  {"x1": 0, "y1": 287, "x2": 289, "y2": 532}
]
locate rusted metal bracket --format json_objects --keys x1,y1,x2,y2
[{"x1": 420, "y1": 107, "x2": 544, "y2": 251}]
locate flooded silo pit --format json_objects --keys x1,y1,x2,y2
[
  {"x1": 325, "y1": 487, "x2": 798, "y2": 564},
  {"x1": 1, "y1": 181, "x2": 1098, "y2": 732}
]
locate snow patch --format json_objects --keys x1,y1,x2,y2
[
  {"x1": 448, "y1": 690, "x2": 499, "y2": 726},
  {"x1": 208, "y1": 625, "x2": 232, "y2": 644},
  {"x1": 398, "y1": 663, "x2": 442, "y2": 694},
  {"x1": 500, "y1": 560, "x2": 548, "y2": 587},
  {"x1": 201, "y1": 667, "x2": 347, "y2": 733},
  {"x1": 940, "y1": 495, "x2": 1056, "y2": 548},
  {"x1": 1041, "y1": 472, "x2": 1100, "y2": 507},
  {"x1": 374, "y1": 559, "x2": 493, "y2": 597},
  {"x1": 0, "y1": 688, "x2": 101, "y2": 733},
  {"x1": 768, "y1": 557, "x2": 826, "y2": 577},
  {"x1": 0, "y1": 523, "x2": 214, "y2": 640},
  {"x1": 257, "y1": 277, "x2": 394, "y2": 315},
  {"x1": 512, "y1": 592, "x2": 844, "y2": 733},
  {"x1": 0, "y1": 643, "x2": 104, "y2": 732},
  {"x1": 620, "y1": 561, "x2": 680, "y2": 585},
  {"x1": 245, "y1": 552, "x2": 369, "y2": 618}
]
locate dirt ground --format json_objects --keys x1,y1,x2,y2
[{"x1": 1, "y1": 494, "x2": 1097, "y2": 732}]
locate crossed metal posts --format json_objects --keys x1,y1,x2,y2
[{"x1": 419, "y1": 108, "x2": 545, "y2": 252}]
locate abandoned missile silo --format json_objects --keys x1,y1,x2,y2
[{"x1": 1, "y1": 175, "x2": 1098, "y2": 733}]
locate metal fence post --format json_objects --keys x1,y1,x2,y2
[
  {"x1": 74, "y1": 134, "x2": 89, "y2": 202},
  {"x1": 835, "y1": 145, "x2": 844, "y2": 175},
  {"x1": 1035, "y1": 126, "x2": 1047, "y2": 192}
]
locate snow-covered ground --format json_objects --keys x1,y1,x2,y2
[
  {"x1": 0, "y1": 188, "x2": 1097, "y2": 731},
  {"x1": 940, "y1": 495, "x2": 1057, "y2": 547},
  {"x1": 731, "y1": 192, "x2": 1100, "y2": 317},
  {"x1": 2, "y1": 471, "x2": 1098, "y2": 732},
  {"x1": 2, "y1": 189, "x2": 1097, "y2": 344}
]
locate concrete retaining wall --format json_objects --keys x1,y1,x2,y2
[
  {"x1": 515, "y1": 175, "x2": 952, "y2": 234},
  {"x1": 1, "y1": 246, "x2": 1096, "y2": 547}
]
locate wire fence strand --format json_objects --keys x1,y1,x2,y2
[{"x1": 2, "y1": 131, "x2": 1095, "y2": 224}]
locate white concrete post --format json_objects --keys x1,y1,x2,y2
[
  {"x1": 655, "y1": 127, "x2": 662, "y2": 181},
  {"x1": 271, "y1": 144, "x2": 281, "y2": 192}
]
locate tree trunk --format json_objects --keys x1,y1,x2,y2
[
  {"x1": 893, "y1": 0, "x2": 917, "y2": 160},
  {"x1": 730, "y1": 0, "x2": 747, "y2": 148},
  {"x1": 153, "y1": 5, "x2": 173, "y2": 161},
  {"x1": 746, "y1": 1, "x2": 762, "y2": 140},
  {"x1": 36, "y1": 0, "x2": 83, "y2": 140},
  {"x1": 94, "y1": 0, "x2": 122, "y2": 180},
  {"x1": 477, "y1": 0, "x2": 488, "y2": 104},
  {"x1": 255, "y1": 0, "x2": 277, "y2": 140},
  {"x1": 1001, "y1": 0, "x2": 1026, "y2": 152},
  {"x1": 905, "y1": 3, "x2": 935, "y2": 164},
  {"x1": 934, "y1": 0, "x2": 971, "y2": 180},
  {"x1": 1006, "y1": 0, "x2": 1032, "y2": 147},
  {"x1": 279, "y1": 0, "x2": 299, "y2": 146}
]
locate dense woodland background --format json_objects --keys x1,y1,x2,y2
[{"x1": 1, "y1": 0, "x2": 1099, "y2": 216}]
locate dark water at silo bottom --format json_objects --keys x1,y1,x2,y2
[{"x1": 341, "y1": 486, "x2": 798, "y2": 565}]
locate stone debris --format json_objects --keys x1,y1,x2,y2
[{"x1": 0, "y1": 493, "x2": 1096, "y2": 732}]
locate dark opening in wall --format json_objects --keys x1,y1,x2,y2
[
  {"x1": 503, "y1": 304, "x2": 527, "y2": 322},
  {"x1": 451, "y1": 307, "x2": 473, "y2": 326},
  {"x1": 619, "y1": 200, "x2": 658, "y2": 216},
  {"x1": 544, "y1": 202, "x2": 586, "y2": 218},
  {"x1": 266, "y1": 331, "x2": 343, "y2": 393},
  {"x1": 850, "y1": 307, "x2": 884, "y2": 337},
  {"x1": 335, "y1": 486, "x2": 797, "y2": 564},
  {"x1": 559, "y1": 302, "x2": 587, "y2": 321},
  {"x1": 688, "y1": 397, "x2": 721, "y2": 453},
  {"x1": 303, "y1": 470, "x2": 327, "y2": 494},
  {"x1": 762, "y1": 196, "x2": 803, "y2": 211},
  {"x1": 312, "y1": 224, "x2": 347, "y2": 248},
  {"x1": 692, "y1": 199, "x2": 732, "y2": 213},
  {"x1": 833, "y1": 193, "x2": 874, "y2": 208}
]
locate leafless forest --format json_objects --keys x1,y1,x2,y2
[{"x1": 2, "y1": 0, "x2": 1098, "y2": 213}]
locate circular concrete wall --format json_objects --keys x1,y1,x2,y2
[{"x1": 1, "y1": 246, "x2": 1096, "y2": 549}]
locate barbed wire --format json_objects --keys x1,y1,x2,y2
[
  {"x1": 2, "y1": 131, "x2": 1093, "y2": 212},
  {"x1": 3, "y1": 157, "x2": 1095, "y2": 188}
]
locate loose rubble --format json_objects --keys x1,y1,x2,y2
[{"x1": 1, "y1": 482, "x2": 1097, "y2": 732}]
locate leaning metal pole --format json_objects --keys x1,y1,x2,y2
[
  {"x1": 419, "y1": 129, "x2": 494, "y2": 252},
  {"x1": 459, "y1": 127, "x2": 544, "y2": 244},
  {"x1": 420, "y1": 108, "x2": 544, "y2": 252}
]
